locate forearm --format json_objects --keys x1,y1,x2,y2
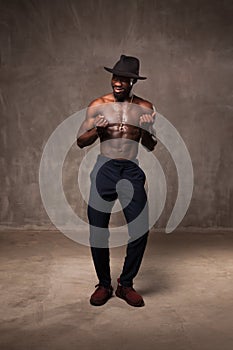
[
  {"x1": 141, "y1": 127, "x2": 157, "y2": 151},
  {"x1": 77, "y1": 127, "x2": 98, "y2": 148}
]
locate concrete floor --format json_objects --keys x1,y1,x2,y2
[{"x1": 0, "y1": 230, "x2": 232, "y2": 350}]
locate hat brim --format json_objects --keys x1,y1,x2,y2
[{"x1": 104, "y1": 67, "x2": 147, "y2": 80}]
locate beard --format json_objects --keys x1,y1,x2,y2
[
  {"x1": 113, "y1": 91, "x2": 126, "y2": 102},
  {"x1": 112, "y1": 87, "x2": 132, "y2": 102}
]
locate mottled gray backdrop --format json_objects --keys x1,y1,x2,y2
[{"x1": 0, "y1": 0, "x2": 232, "y2": 230}]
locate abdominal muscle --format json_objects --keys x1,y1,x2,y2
[{"x1": 98, "y1": 124, "x2": 141, "y2": 160}]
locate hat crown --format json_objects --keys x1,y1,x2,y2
[
  {"x1": 113, "y1": 55, "x2": 140, "y2": 75},
  {"x1": 104, "y1": 54, "x2": 146, "y2": 80}
]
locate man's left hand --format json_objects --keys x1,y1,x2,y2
[{"x1": 139, "y1": 112, "x2": 155, "y2": 130}]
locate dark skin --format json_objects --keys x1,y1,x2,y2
[{"x1": 77, "y1": 75, "x2": 157, "y2": 159}]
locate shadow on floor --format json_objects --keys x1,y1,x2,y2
[{"x1": 137, "y1": 268, "x2": 172, "y2": 295}]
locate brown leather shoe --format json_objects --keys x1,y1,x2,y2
[
  {"x1": 115, "y1": 278, "x2": 145, "y2": 307},
  {"x1": 90, "y1": 284, "x2": 113, "y2": 306}
]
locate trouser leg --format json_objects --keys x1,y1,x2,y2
[
  {"x1": 118, "y1": 165, "x2": 149, "y2": 287},
  {"x1": 119, "y1": 232, "x2": 149, "y2": 287},
  {"x1": 88, "y1": 204, "x2": 112, "y2": 288},
  {"x1": 88, "y1": 158, "x2": 117, "y2": 288}
]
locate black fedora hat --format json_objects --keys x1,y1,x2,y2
[{"x1": 104, "y1": 55, "x2": 147, "y2": 80}]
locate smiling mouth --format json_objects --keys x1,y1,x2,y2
[{"x1": 113, "y1": 87, "x2": 124, "y2": 93}]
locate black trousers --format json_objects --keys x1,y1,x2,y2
[{"x1": 88, "y1": 154, "x2": 149, "y2": 288}]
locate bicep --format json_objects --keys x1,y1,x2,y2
[
  {"x1": 77, "y1": 101, "x2": 100, "y2": 137},
  {"x1": 77, "y1": 116, "x2": 95, "y2": 137}
]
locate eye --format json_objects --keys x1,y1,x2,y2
[{"x1": 112, "y1": 75, "x2": 129, "y2": 84}]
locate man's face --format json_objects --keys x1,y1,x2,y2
[{"x1": 111, "y1": 75, "x2": 132, "y2": 101}]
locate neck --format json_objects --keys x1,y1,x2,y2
[{"x1": 113, "y1": 93, "x2": 134, "y2": 103}]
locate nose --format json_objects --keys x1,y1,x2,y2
[{"x1": 114, "y1": 79, "x2": 122, "y2": 86}]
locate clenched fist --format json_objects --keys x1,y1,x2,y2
[
  {"x1": 139, "y1": 112, "x2": 156, "y2": 129},
  {"x1": 94, "y1": 115, "x2": 109, "y2": 128}
]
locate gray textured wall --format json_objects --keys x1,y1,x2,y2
[{"x1": 0, "y1": 0, "x2": 232, "y2": 230}]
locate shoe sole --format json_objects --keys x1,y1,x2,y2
[{"x1": 115, "y1": 291, "x2": 145, "y2": 307}]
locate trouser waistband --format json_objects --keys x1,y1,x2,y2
[{"x1": 97, "y1": 154, "x2": 139, "y2": 165}]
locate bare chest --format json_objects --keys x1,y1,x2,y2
[{"x1": 99, "y1": 102, "x2": 142, "y2": 126}]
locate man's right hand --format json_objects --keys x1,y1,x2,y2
[{"x1": 94, "y1": 115, "x2": 109, "y2": 128}]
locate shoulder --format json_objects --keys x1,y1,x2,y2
[
  {"x1": 88, "y1": 93, "x2": 114, "y2": 107},
  {"x1": 133, "y1": 95, "x2": 153, "y2": 110},
  {"x1": 88, "y1": 97, "x2": 105, "y2": 107}
]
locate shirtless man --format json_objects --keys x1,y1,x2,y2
[{"x1": 77, "y1": 55, "x2": 157, "y2": 307}]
